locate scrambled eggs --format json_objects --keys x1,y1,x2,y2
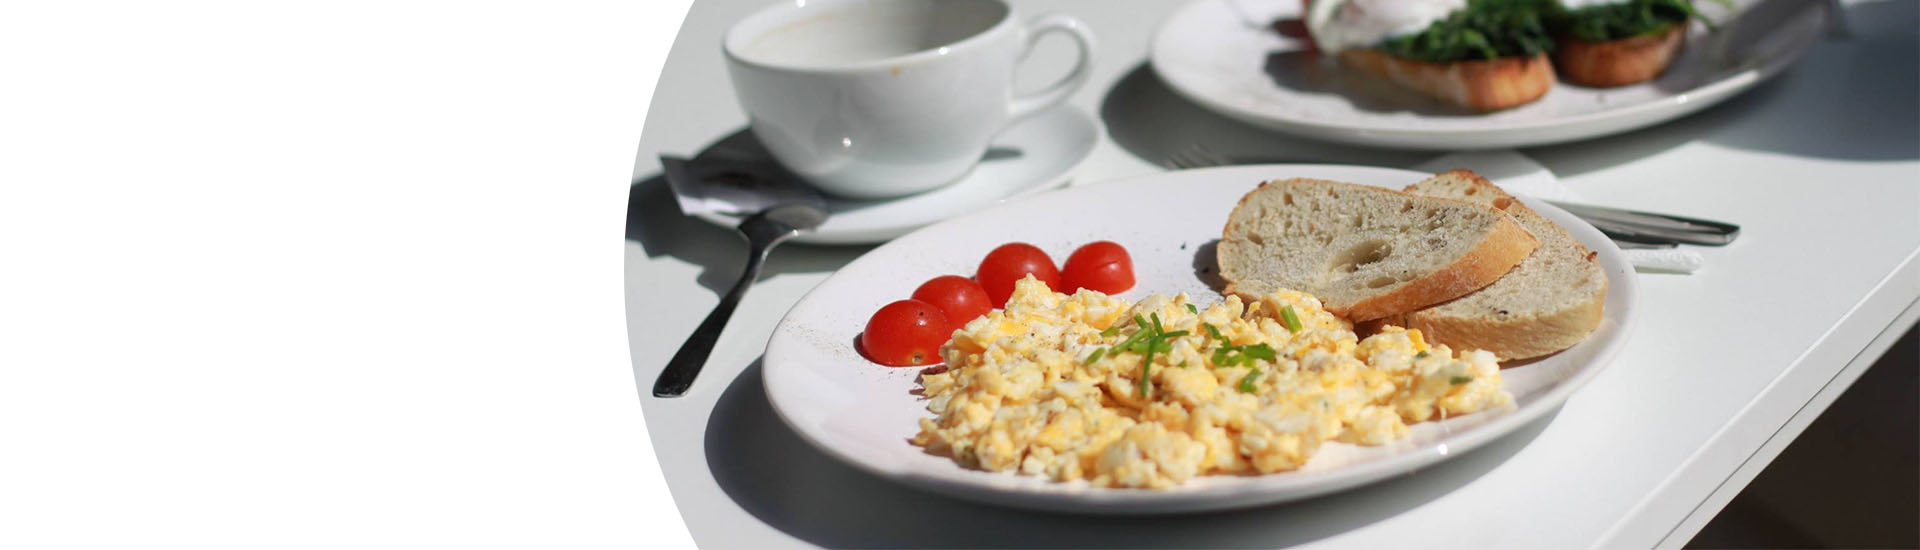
[{"x1": 912, "y1": 276, "x2": 1511, "y2": 489}]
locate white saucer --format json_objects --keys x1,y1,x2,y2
[{"x1": 696, "y1": 106, "x2": 1101, "y2": 245}]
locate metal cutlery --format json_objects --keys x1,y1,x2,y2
[
  {"x1": 1543, "y1": 201, "x2": 1738, "y2": 246},
  {"x1": 1161, "y1": 144, "x2": 1739, "y2": 247},
  {"x1": 653, "y1": 202, "x2": 826, "y2": 398},
  {"x1": 1163, "y1": 144, "x2": 1244, "y2": 171},
  {"x1": 653, "y1": 155, "x2": 831, "y2": 398}
]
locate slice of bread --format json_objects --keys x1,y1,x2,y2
[
  {"x1": 1218, "y1": 178, "x2": 1540, "y2": 322},
  {"x1": 1337, "y1": 50, "x2": 1555, "y2": 111},
  {"x1": 1368, "y1": 170, "x2": 1608, "y2": 361},
  {"x1": 1553, "y1": 23, "x2": 1686, "y2": 87}
]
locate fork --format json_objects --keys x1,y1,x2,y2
[{"x1": 1162, "y1": 144, "x2": 1739, "y2": 248}]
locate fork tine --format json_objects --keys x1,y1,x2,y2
[
  {"x1": 1165, "y1": 144, "x2": 1231, "y2": 170},
  {"x1": 1190, "y1": 143, "x2": 1231, "y2": 167},
  {"x1": 1164, "y1": 148, "x2": 1197, "y2": 170}
]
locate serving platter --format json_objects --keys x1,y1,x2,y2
[
  {"x1": 1148, "y1": 0, "x2": 1827, "y2": 149},
  {"x1": 761, "y1": 164, "x2": 1638, "y2": 513}
]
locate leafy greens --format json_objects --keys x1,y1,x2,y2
[
  {"x1": 1377, "y1": 0, "x2": 1558, "y2": 63},
  {"x1": 1371, "y1": 0, "x2": 1720, "y2": 62},
  {"x1": 1554, "y1": 0, "x2": 1700, "y2": 43}
]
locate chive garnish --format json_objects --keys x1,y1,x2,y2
[
  {"x1": 1241, "y1": 344, "x2": 1276, "y2": 361},
  {"x1": 1101, "y1": 324, "x2": 1122, "y2": 337},
  {"x1": 1208, "y1": 337, "x2": 1274, "y2": 367},
  {"x1": 1237, "y1": 368, "x2": 1262, "y2": 393},
  {"x1": 1139, "y1": 337, "x2": 1156, "y2": 398},
  {"x1": 1113, "y1": 318, "x2": 1151, "y2": 350},
  {"x1": 1106, "y1": 314, "x2": 1192, "y2": 399},
  {"x1": 1203, "y1": 323, "x2": 1225, "y2": 343},
  {"x1": 1084, "y1": 348, "x2": 1106, "y2": 365},
  {"x1": 1449, "y1": 376, "x2": 1473, "y2": 385},
  {"x1": 1416, "y1": 351, "x2": 1431, "y2": 359},
  {"x1": 1280, "y1": 305, "x2": 1302, "y2": 333},
  {"x1": 1186, "y1": 303, "x2": 1199, "y2": 314}
]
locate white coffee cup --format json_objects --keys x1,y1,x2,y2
[{"x1": 723, "y1": 0, "x2": 1095, "y2": 199}]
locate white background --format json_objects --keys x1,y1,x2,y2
[{"x1": 1, "y1": 0, "x2": 694, "y2": 547}]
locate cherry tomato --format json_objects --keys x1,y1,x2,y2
[
  {"x1": 860, "y1": 299, "x2": 951, "y2": 366},
  {"x1": 976, "y1": 242, "x2": 1061, "y2": 308},
  {"x1": 912, "y1": 275, "x2": 992, "y2": 329},
  {"x1": 1062, "y1": 240, "x2": 1135, "y2": 294}
]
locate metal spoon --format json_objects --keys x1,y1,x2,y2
[{"x1": 653, "y1": 203, "x2": 827, "y2": 397}]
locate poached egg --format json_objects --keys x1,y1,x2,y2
[{"x1": 1305, "y1": 0, "x2": 1468, "y2": 54}]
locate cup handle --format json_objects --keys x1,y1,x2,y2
[{"x1": 1007, "y1": 13, "x2": 1096, "y2": 121}]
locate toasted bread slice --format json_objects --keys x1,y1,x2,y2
[
  {"x1": 1218, "y1": 178, "x2": 1540, "y2": 322},
  {"x1": 1368, "y1": 170, "x2": 1608, "y2": 361},
  {"x1": 1554, "y1": 23, "x2": 1686, "y2": 87},
  {"x1": 1337, "y1": 49, "x2": 1554, "y2": 111}
]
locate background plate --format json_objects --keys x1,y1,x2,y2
[
  {"x1": 761, "y1": 165, "x2": 1640, "y2": 513},
  {"x1": 1148, "y1": 0, "x2": 1827, "y2": 149}
]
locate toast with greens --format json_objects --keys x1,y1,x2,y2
[
  {"x1": 1549, "y1": 0, "x2": 1711, "y2": 86},
  {"x1": 1307, "y1": 0, "x2": 1560, "y2": 111}
]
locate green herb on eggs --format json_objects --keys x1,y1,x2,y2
[
  {"x1": 1109, "y1": 313, "x2": 1189, "y2": 399},
  {"x1": 1237, "y1": 369, "x2": 1263, "y2": 393}
]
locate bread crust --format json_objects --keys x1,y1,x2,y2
[
  {"x1": 1376, "y1": 170, "x2": 1609, "y2": 361},
  {"x1": 1374, "y1": 277, "x2": 1604, "y2": 360},
  {"x1": 1340, "y1": 214, "x2": 1537, "y2": 321},
  {"x1": 1553, "y1": 23, "x2": 1686, "y2": 87},
  {"x1": 1337, "y1": 49, "x2": 1554, "y2": 111},
  {"x1": 1218, "y1": 178, "x2": 1541, "y2": 323}
]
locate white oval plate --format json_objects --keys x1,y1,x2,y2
[
  {"x1": 695, "y1": 106, "x2": 1101, "y2": 245},
  {"x1": 761, "y1": 165, "x2": 1638, "y2": 513},
  {"x1": 1148, "y1": 0, "x2": 1826, "y2": 150}
]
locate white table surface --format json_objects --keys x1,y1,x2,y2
[{"x1": 625, "y1": 0, "x2": 1920, "y2": 547}]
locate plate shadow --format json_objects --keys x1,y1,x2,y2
[
  {"x1": 704, "y1": 360, "x2": 1561, "y2": 548},
  {"x1": 1262, "y1": 50, "x2": 1480, "y2": 117},
  {"x1": 1099, "y1": 62, "x2": 1434, "y2": 171}
]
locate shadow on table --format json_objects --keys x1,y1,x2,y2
[
  {"x1": 1098, "y1": 58, "x2": 1700, "y2": 177},
  {"x1": 1260, "y1": 50, "x2": 1481, "y2": 117},
  {"x1": 626, "y1": 130, "x2": 875, "y2": 294},
  {"x1": 1688, "y1": 0, "x2": 1918, "y2": 162},
  {"x1": 1098, "y1": 62, "x2": 1432, "y2": 171},
  {"x1": 705, "y1": 360, "x2": 1560, "y2": 548}
]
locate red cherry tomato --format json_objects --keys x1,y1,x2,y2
[
  {"x1": 860, "y1": 299, "x2": 951, "y2": 366},
  {"x1": 1062, "y1": 240, "x2": 1136, "y2": 294},
  {"x1": 912, "y1": 275, "x2": 992, "y2": 329},
  {"x1": 976, "y1": 242, "x2": 1061, "y2": 308}
]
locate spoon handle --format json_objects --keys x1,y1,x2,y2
[{"x1": 653, "y1": 241, "x2": 772, "y2": 398}]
